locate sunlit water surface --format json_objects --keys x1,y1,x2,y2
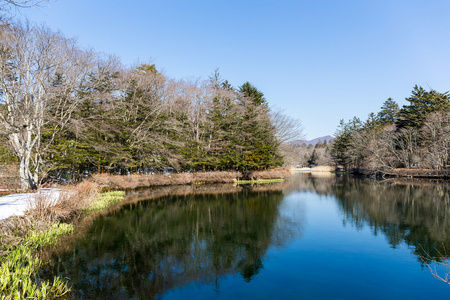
[{"x1": 45, "y1": 173, "x2": 450, "y2": 299}]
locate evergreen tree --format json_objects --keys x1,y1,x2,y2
[
  {"x1": 397, "y1": 86, "x2": 450, "y2": 128},
  {"x1": 239, "y1": 82, "x2": 267, "y2": 106},
  {"x1": 331, "y1": 117, "x2": 362, "y2": 168},
  {"x1": 236, "y1": 83, "x2": 281, "y2": 170},
  {"x1": 308, "y1": 148, "x2": 318, "y2": 166},
  {"x1": 377, "y1": 98, "x2": 399, "y2": 125}
]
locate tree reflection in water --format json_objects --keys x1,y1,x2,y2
[
  {"x1": 45, "y1": 185, "x2": 300, "y2": 299},
  {"x1": 289, "y1": 172, "x2": 450, "y2": 262},
  {"x1": 44, "y1": 174, "x2": 450, "y2": 298}
]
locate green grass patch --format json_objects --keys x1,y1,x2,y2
[
  {"x1": 84, "y1": 191, "x2": 125, "y2": 214},
  {"x1": 331, "y1": 171, "x2": 351, "y2": 174},
  {"x1": 0, "y1": 190, "x2": 127, "y2": 299},
  {"x1": 235, "y1": 179, "x2": 284, "y2": 184},
  {"x1": 0, "y1": 223, "x2": 74, "y2": 299}
]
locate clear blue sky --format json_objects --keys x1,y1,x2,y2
[{"x1": 16, "y1": 0, "x2": 450, "y2": 139}]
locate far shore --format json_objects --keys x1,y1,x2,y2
[{"x1": 289, "y1": 166, "x2": 335, "y2": 173}]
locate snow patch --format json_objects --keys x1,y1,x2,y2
[{"x1": 0, "y1": 189, "x2": 62, "y2": 220}]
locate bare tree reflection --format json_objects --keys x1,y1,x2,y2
[{"x1": 288, "y1": 172, "x2": 450, "y2": 264}]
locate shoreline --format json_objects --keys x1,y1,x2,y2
[
  {"x1": 90, "y1": 169, "x2": 290, "y2": 191},
  {"x1": 0, "y1": 169, "x2": 290, "y2": 298},
  {"x1": 382, "y1": 168, "x2": 450, "y2": 179},
  {"x1": 2, "y1": 168, "x2": 448, "y2": 298},
  {"x1": 346, "y1": 168, "x2": 450, "y2": 180},
  {"x1": 289, "y1": 166, "x2": 335, "y2": 173}
]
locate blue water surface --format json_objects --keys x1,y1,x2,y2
[{"x1": 47, "y1": 173, "x2": 450, "y2": 299}]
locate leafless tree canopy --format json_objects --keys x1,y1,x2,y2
[
  {"x1": 0, "y1": 23, "x2": 96, "y2": 189},
  {"x1": 270, "y1": 107, "x2": 304, "y2": 144}
]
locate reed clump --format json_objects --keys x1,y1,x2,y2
[{"x1": 25, "y1": 181, "x2": 99, "y2": 225}]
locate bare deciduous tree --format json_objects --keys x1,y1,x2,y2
[
  {"x1": 421, "y1": 112, "x2": 450, "y2": 170},
  {"x1": 1, "y1": 0, "x2": 48, "y2": 23},
  {"x1": 349, "y1": 125, "x2": 399, "y2": 171},
  {"x1": 2, "y1": 0, "x2": 45, "y2": 8},
  {"x1": 396, "y1": 127, "x2": 422, "y2": 168},
  {"x1": 0, "y1": 23, "x2": 95, "y2": 189},
  {"x1": 270, "y1": 107, "x2": 304, "y2": 144}
]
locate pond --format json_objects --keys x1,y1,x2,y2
[{"x1": 44, "y1": 173, "x2": 450, "y2": 299}]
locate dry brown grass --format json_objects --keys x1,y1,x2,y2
[
  {"x1": 243, "y1": 169, "x2": 290, "y2": 180},
  {"x1": 0, "y1": 215, "x2": 35, "y2": 252},
  {"x1": 24, "y1": 181, "x2": 99, "y2": 224},
  {"x1": 0, "y1": 181, "x2": 99, "y2": 252},
  {"x1": 90, "y1": 169, "x2": 289, "y2": 190},
  {"x1": 51, "y1": 181, "x2": 99, "y2": 222},
  {"x1": 193, "y1": 171, "x2": 241, "y2": 183},
  {"x1": 91, "y1": 173, "x2": 192, "y2": 189},
  {"x1": 311, "y1": 166, "x2": 335, "y2": 172},
  {"x1": 25, "y1": 191, "x2": 58, "y2": 224}
]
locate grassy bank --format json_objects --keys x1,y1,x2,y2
[
  {"x1": 0, "y1": 169, "x2": 288, "y2": 298},
  {"x1": 0, "y1": 223, "x2": 74, "y2": 299},
  {"x1": 0, "y1": 183, "x2": 126, "y2": 299}
]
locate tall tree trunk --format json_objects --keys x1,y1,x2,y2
[
  {"x1": 18, "y1": 152, "x2": 36, "y2": 190},
  {"x1": 9, "y1": 131, "x2": 37, "y2": 190}
]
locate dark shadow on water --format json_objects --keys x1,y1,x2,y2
[
  {"x1": 42, "y1": 181, "x2": 300, "y2": 299},
  {"x1": 42, "y1": 174, "x2": 450, "y2": 298}
]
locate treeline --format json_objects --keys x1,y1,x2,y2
[
  {"x1": 281, "y1": 139, "x2": 332, "y2": 168},
  {"x1": 0, "y1": 22, "x2": 301, "y2": 189},
  {"x1": 332, "y1": 85, "x2": 450, "y2": 172}
]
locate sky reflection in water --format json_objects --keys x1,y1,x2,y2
[{"x1": 47, "y1": 173, "x2": 450, "y2": 299}]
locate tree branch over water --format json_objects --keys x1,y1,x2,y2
[{"x1": 420, "y1": 245, "x2": 450, "y2": 285}]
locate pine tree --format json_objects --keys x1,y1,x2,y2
[
  {"x1": 377, "y1": 98, "x2": 399, "y2": 125},
  {"x1": 397, "y1": 86, "x2": 450, "y2": 128}
]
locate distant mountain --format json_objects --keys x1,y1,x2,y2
[{"x1": 291, "y1": 135, "x2": 333, "y2": 146}]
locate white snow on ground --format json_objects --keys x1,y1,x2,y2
[{"x1": 0, "y1": 189, "x2": 62, "y2": 220}]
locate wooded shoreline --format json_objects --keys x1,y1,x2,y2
[{"x1": 350, "y1": 167, "x2": 450, "y2": 180}]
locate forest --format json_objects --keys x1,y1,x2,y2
[
  {"x1": 331, "y1": 85, "x2": 450, "y2": 174},
  {"x1": 0, "y1": 22, "x2": 302, "y2": 190}
]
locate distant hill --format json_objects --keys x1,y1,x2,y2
[{"x1": 292, "y1": 135, "x2": 333, "y2": 146}]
